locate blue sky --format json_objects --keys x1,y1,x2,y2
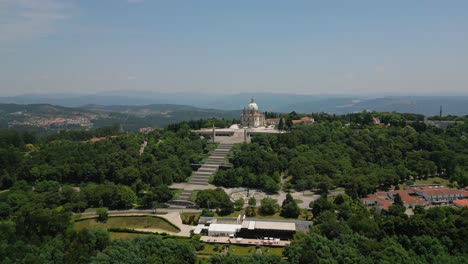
[{"x1": 1, "y1": 0, "x2": 467, "y2": 96}]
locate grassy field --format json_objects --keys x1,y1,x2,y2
[
  {"x1": 414, "y1": 177, "x2": 450, "y2": 186},
  {"x1": 75, "y1": 216, "x2": 180, "y2": 233},
  {"x1": 109, "y1": 232, "x2": 147, "y2": 240},
  {"x1": 398, "y1": 177, "x2": 451, "y2": 189},
  {"x1": 198, "y1": 244, "x2": 284, "y2": 257},
  {"x1": 294, "y1": 199, "x2": 304, "y2": 204},
  {"x1": 84, "y1": 207, "x2": 107, "y2": 213},
  {"x1": 253, "y1": 208, "x2": 311, "y2": 221}
]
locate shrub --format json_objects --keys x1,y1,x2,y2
[{"x1": 96, "y1": 208, "x2": 108, "y2": 223}]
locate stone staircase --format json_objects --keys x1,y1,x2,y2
[
  {"x1": 166, "y1": 143, "x2": 234, "y2": 208},
  {"x1": 187, "y1": 143, "x2": 233, "y2": 186}
]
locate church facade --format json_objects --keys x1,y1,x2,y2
[{"x1": 240, "y1": 97, "x2": 265, "y2": 127}]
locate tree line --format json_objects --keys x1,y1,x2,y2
[{"x1": 213, "y1": 112, "x2": 468, "y2": 196}]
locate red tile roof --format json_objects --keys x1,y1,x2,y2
[
  {"x1": 410, "y1": 186, "x2": 466, "y2": 196},
  {"x1": 87, "y1": 136, "x2": 117, "y2": 143},
  {"x1": 362, "y1": 194, "x2": 393, "y2": 210},
  {"x1": 373, "y1": 117, "x2": 381, "y2": 125},
  {"x1": 453, "y1": 200, "x2": 468, "y2": 208},
  {"x1": 300, "y1": 116, "x2": 314, "y2": 122},
  {"x1": 391, "y1": 190, "x2": 427, "y2": 206}
]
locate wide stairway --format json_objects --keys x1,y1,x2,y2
[
  {"x1": 189, "y1": 143, "x2": 233, "y2": 185},
  {"x1": 166, "y1": 143, "x2": 234, "y2": 208}
]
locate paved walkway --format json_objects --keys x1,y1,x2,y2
[
  {"x1": 139, "y1": 139, "x2": 148, "y2": 155},
  {"x1": 227, "y1": 188, "x2": 321, "y2": 209},
  {"x1": 159, "y1": 212, "x2": 194, "y2": 237}
]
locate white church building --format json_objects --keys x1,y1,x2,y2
[{"x1": 240, "y1": 97, "x2": 265, "y2": 127}]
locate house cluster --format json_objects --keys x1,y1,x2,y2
[
  {"x1": 265, "y1": 116, "x2": 315, "y2": 126},
  {"x1": 139, "y1": 127, "x2": 155, "y2": 133},
  {"x1": 85, "y1": 136, "x2": 118, "y2": 143},
  {"x1": 9, "y1": 116, "x2": 93, "y2": 128},
  {"x1": 362, "y1": 184, "x2": 468, "y2": 212}
]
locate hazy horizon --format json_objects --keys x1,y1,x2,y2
[
  {"x1": 3, "y1": 89, "x2": 468, "y2": 98},
  {"x1": 1, "y1": 1, "x2": 467, "y2": 96}
]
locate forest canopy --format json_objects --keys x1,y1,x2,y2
[{"x1": 214, "y1": 112, "x2": 468, "y2": 195}]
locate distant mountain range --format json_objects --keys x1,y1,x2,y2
[{"x1": 1, "y1": 91, "x2": 468, "y2": 116}]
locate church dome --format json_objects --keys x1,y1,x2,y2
[
  {"x1": 248, "y1": 102, "x2": 259, "y2": 111},
  {"x1": 248, "y1": 97, "x2": 259, "y2": 111}
]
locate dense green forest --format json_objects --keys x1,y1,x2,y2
[
  {"x1": 214, "y1": 112, "x2": 468, "y2": 195},
  {"x1": 167, "y1": 118, "x2": 238, "y2": 131},
  {"x1": 0, "y1": 125, "x2": 208, "y2": 206},
  {"x1": 0, "y1": 124, "x2": 210, "y2": 262},
  {"x1": 1, "y1": 114, "x2": 467, "y2": 263},
  {"x1": 2, "y1": 183, "x2": 467, "y2": 263}
]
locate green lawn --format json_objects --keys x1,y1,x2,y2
[
  {"x1": 84, "y1": 207, "x2": 107, "y2": 213},
  {"x1": 253, "y1": 210, "x2": 292, "y2": 220},
  {"x1": 398, "y1": 177, "x2": 451, "y2": 189},
  {"x1": 198, "y1": 244, "x2": 284, "y2": 257},
  {"x1": 253, "y1": 208, "x2": 311, "y2": 221},
  {"x1": 414, "y1": 177, "x2": 450, "y2": 186},
  {"x1": 294, "y1": 199, "x2": 304, "y2": 204},
  {"x1": 328, "y1": 187, "x2": 345, "y2": 193},
  {"x1": 109, "y1": 232, "x2": 147, "y2": 240},
  {"x1": 74, "y1": 216, "x2": 180, "y2": 233}
]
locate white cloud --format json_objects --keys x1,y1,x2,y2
[{"x1": 0, "y1": 0, "x2": 72, "y2": 44}]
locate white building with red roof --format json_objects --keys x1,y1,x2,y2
[
  {"x1": 410, "y1": 185, "x2": 467, "y2": 204},
  {"x1": 241, "y1": 97, "x2": 265, "y2": 127}
]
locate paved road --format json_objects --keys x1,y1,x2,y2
[{"x1": 139, "y1": 139, "x2": 148, "y2": 155}]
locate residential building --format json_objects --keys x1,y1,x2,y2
[{"x1": 410, "y1": 186, "x2": 467, "y2": 204}]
